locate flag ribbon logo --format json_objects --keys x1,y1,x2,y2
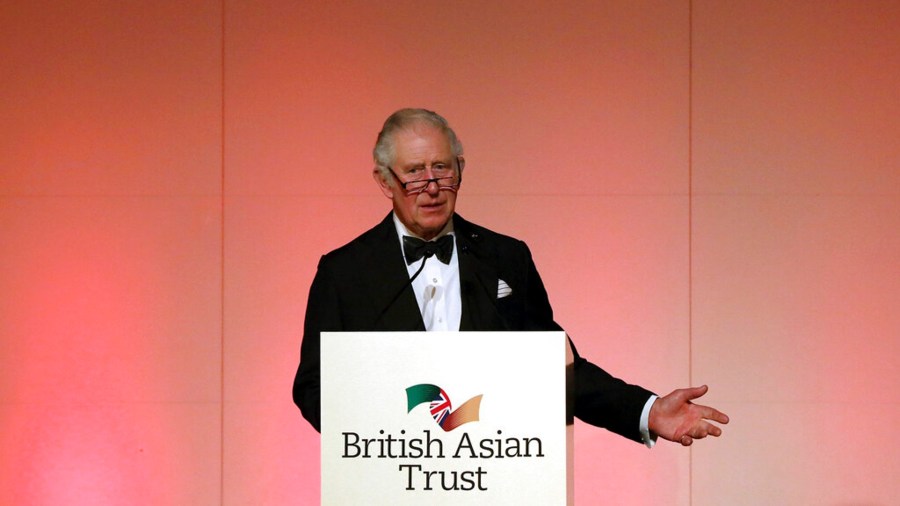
[{"x1": 406, "y1": 384, "x2": 483, "y2": 431}]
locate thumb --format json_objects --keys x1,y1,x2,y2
[{"x1": 673, "y1": 384, "x2": 708, "y2": 403}]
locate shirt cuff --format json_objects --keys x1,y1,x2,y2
[{"x1": 639, "y1": 394, "x2": 659, "y2": 449}]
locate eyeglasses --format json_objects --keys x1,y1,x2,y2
[{"x1": 387, "y1": 158, "x2": 463, "y2": 195}]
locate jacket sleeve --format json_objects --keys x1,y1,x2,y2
[{"x1": 292, "y1": 256, "x2": 342, "y2": 433}]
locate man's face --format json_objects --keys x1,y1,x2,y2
[{"x1": 374, "y1": 125, "x2": 461, "y2": 240}]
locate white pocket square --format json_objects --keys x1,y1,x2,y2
[{"x1": 497, "y1": 279, "x2": 512, "y2": 299}]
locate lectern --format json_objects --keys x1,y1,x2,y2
[{"x1": 321, "y1": 331, "x2": 573, "y2": 505}]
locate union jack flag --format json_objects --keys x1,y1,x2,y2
[{"x1": 429, "y1": 388, "x2": 452, "y2": 427}]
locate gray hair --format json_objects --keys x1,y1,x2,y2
[{"x1": 373, "y1": 108, "x2": 464, "y2": 183}]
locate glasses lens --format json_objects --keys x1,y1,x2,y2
[{"x1": 405, "y1": 175, "x2": 459, "y2": 193}]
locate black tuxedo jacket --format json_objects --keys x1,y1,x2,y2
[{"x1": 293, "y1": 213, "x2": 653, "y2": 442}]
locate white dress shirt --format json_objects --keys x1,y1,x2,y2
[{"x1": 393, "y1": 215, "x2": 461, "y2": 331}]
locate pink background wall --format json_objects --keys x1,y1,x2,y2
[{"x1": 2, "y1": 1, "x2": 898, "y2": 504}]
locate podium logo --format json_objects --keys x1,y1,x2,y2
[{"x1": 406, "y1": 384, "x2": 483, "y2": 432}]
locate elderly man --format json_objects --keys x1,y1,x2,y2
[{"x1": 293, "y1": 108, "x2": 728, "y2": 447}]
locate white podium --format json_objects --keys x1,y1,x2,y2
[{"x1": 321, "y1": 331, "x2": 573, "y2": 505}]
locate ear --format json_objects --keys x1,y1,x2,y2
[{"x1": 373, "y1": 168, "x2": 394, "y2": 198}]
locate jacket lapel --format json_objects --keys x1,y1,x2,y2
[
  {"x1": 365, "y1": 214, "x2": 426, "y2": 331},
  {"x1": 454, "y1": 215, "x2": 508, "y2": 331}
]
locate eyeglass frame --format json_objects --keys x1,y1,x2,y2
[{"x1": 386, "y1": 156, "x2": 464, "y2": 194}]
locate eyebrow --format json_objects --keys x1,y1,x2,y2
[{"x1": 402, "y1": 159, "x2": 451, "y2": 170}]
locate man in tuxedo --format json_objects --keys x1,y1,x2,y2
[{"x1": 293, "y1": 108, "x2": 728, "y2": 447}]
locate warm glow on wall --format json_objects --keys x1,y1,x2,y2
[{"x1": 1, "y1": 1, "x2": 898, "y2": 504}]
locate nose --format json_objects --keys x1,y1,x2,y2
[
  {"x1": 424, "y1": 179, "x2": 440, "y2": 195},
  {"x1": 423, "y1": 167, "x2": 441, "y2": 195}
]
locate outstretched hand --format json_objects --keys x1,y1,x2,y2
[{"x1": 648, "y1": 385, "x2": 729, "y2": 446}]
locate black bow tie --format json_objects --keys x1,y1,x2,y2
[{"x1": 402, "y1": 235, "x2": 454, "y2": 265}]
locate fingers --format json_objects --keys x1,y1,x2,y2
[
  {"x1": 678, "y1": 385, "x2": 730, "y2": 425},
  {"x1": 703, "y1": 422, "x2": 723, "y2": 438},
  {"x1": 710, "y1": 409, "x2": 730, "y2": 425},
  {"x1": 687, "y1": 420, "x2": 724, "y2": 440},
  {"x1": 698, "y1": 405, "x2": 730, "y2": 425},
  {"x1": 667, "y1": 419, "x2": 726, "y2": 446}
]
